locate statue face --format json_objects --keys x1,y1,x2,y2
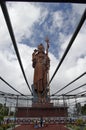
[{"x1": 38, "y1": 44, "x2": 44, "y2": 53}]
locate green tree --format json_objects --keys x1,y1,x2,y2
[
  {"x1": 0, "y1": 103, "x2": 9, "y2": 122},
  {"x1": 81, "y1": 104, "x2": 86, "y2": 115},
  {"x1": 75, "y1": 103, "x2": 81, "y2": 116}
]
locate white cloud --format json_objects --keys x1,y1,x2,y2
[
  {"x1": 72, "y1": 4, "x2": 86, "y2": 15},
  {"x1": 38, "y1": 7, "x2": 48, "y2": 25},
  {"x1": 70, "y1": 4, "x2": 86, "y2": 30},
  {"x1": 0, "y1": 7, "x2": 11, "y2": 49},
  {"x1": 44, "y1": 10, "x2": 64, "y2": 34},
  {"x1": 0, "y1": 2, "x2": 86, "y2": 106},
  {"x1": 6, "y1": 2, "x2": 41, "y2": 42},
  {"x1": 52, "y1": 11, "x2": 64, "y2": 29},
  {"x1": 0, "y1": 2, "x2": 42, "y2": 95},
  {"x1": 0, "y1": 2, "x2": 48, "y2": 95},
  {"x1": 50, "y1": 11, "x2": 86, "y2": 95}
]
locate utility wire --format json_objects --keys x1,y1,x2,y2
[
  {"x1": 0, "y1": 76, "x2": 25, "y2": 96},
  {"x1": 69, "y1": 101, "x2": 86, "y2": 107},
  {"x1": 0, "y1": 90, "x2": 32, "y2": 97},
  {"x1": 0, "y1": 1, "x2": 33, "y2": 95},
  {"x1": 76, "y1": 90, "x2": 86, "y2": 96},
  {"x1": 0, "y1": 90, "x2": 20, "y2": 96},
  {"x1": 70, "y1": 100, "x2": 86, "y2": 106},
  {"x1": 49, "y1": 9, "x2": 86, "y2": 85},
  {"x1": 51, "y1": 72, "x2": 86, "y2": 96},
  {"x1": 64, "y1": 83, "x2": 86, "y2": 95},
  {"x1": 0, "y1": 90, "x2": 13, "y2": 95},
  {"x1": 61, "y1": 90, "x2": 86, "y2": 98},
  {"x1": 1, "y1": 0, "x2": 86, "y2": 4},
  {"x1": 0, "y1": 89, "x2": 32, "y2": 97}
]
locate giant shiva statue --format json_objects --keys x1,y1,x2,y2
[{"x1": 32, "y1": 38, "x2": 50, "y2": 102}]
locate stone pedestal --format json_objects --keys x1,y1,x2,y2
[
  {"x1": 16, "y1": 102, "x2": 68, "y2": 117},
  {"x1": 32, "y1": 102, "x2": 53, "y2": 108}
]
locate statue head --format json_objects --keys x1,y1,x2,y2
[{"x1": 38, "y1": 44, "x2": 45, "y2": 53}]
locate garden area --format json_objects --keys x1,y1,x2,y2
[
  {"x1": 0, "y1": 103, "x2": 15, "y2": 130},
  {"x1": 66, "y1": 118, "x2": 86, "y2": 130}
]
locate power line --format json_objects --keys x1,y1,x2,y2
[
  {"x1": 0, "y1": 89, "x2": 85, "y2": 101},
  {"x1": 51, "y1": 72, "x2": 86, "y2": 96},
  {"x1": 0, "y1": 90, "x2": 21, "y2": 97},
  {"x1": 0, "y1": 92, "x2": 33, "y2": 100},
  {"x1": 50, "y1": 94, "x2": 86, "y2": 101},
  {"x1": 0, "y1": 1, "x2": 86, "y2": 97},
  {"x1": 1, "y1": 0, "x2": 86, "y2": 4},
  {"x1": 69, "y1": 101, "x2": 86, "y2": 107},
  {"x1": 0, "y1": 90, "x2": 14, "y2": 96},
  {"x1": 0, "y1": 90, "x2": 32, "y2": 98},
  {"x1": 0, "y1": 90, "x2": 32, "y2": 97},
  {"x1": 0, "y1": 0, "x2": 33, "y2": 95},
  {"x1": 76, "y1": 90, "x2": 86, "y2": 96},
  {"x1": 0, "y1": 76, "x2": 25, "y2": 96},
  {"x1": 49, "y1": 9, "x2": 86, "y2": 85},
  {"x1": 61, "y1": 90, "x2": 86, "y2": 98},
  {"x1": 70, "y1": 100, "x2": 86, "y2": 106},
  {"x1": 64, "y1": 83, "x2": 86, "y2": 95}
]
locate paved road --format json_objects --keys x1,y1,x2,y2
[{"x1": 13, "y1": 124, "x2": 69, "y2": 130}]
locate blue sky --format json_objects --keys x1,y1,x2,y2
[
  {"x1": 18, "y1": 3, "x2": 85, "y2": 57},
  {"x1": 0, "y1": 2, "x2": 86, "y2": 106}
]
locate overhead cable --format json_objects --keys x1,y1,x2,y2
[
  {"x1": 0, "y1": 76, "x2": 25, "y2": 96},
  {"x1": 0, "y1": 0, "x2": 33, "y2": 95},
  {"x1": 49, "y1": 9, "x2": 86, "y2": 85},
  {"x1": 1, "y1": 0, "x2": 86, "y2": 4},
  {"x1": 76, "y1": 90, "x2": 86, "y2": 96},
  {"x1": 51, "y1": 72, "x2": 86, "y2": 96},
  {"x1": 64, "y1": 83, "x2": 86, "y2": 95}
]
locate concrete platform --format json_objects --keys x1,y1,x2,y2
[
  {"x1": 16, "y1": 103, "x2": 68, "y2": 117},
  {"x1": 13, "y1": 124, "x2": 69, "y2": 130}
]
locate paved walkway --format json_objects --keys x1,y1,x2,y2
[
  {"x1": 13, "y1": 124, "x2": 69, "y2": 130},
  {"x1": 7, "y1": 125, "x2": 20, "y2": 130}
]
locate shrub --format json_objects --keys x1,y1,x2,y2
[
  {"x1": 66, "y1": 124, "x2": 72, "y2": 128},
  {"x1": 84, "y1": 127, "x2": 86, "y2": 130},
  {"x1": 76, "y1": 119, "x2": 83, "y2": 125},
  {"x1": 75, "y1": 127, "x2": 80, "y2": 130},
  {"x1": 0, "y1": 127, "x2": 3, "y2": 130}
]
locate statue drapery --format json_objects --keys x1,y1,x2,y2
[{"x1": 32, "y1": 43, "x2": 50, "y2": 101}]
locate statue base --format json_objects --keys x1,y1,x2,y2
[
  {"x1": 16, "y1": 102, "x2": 68, "y2": 117},
  {"x1": 32, "y1": 102, "x2": 53, "y2": 108},
  {"x1": 16, "y1": 85, "x2": 68, "y2": 118}
]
